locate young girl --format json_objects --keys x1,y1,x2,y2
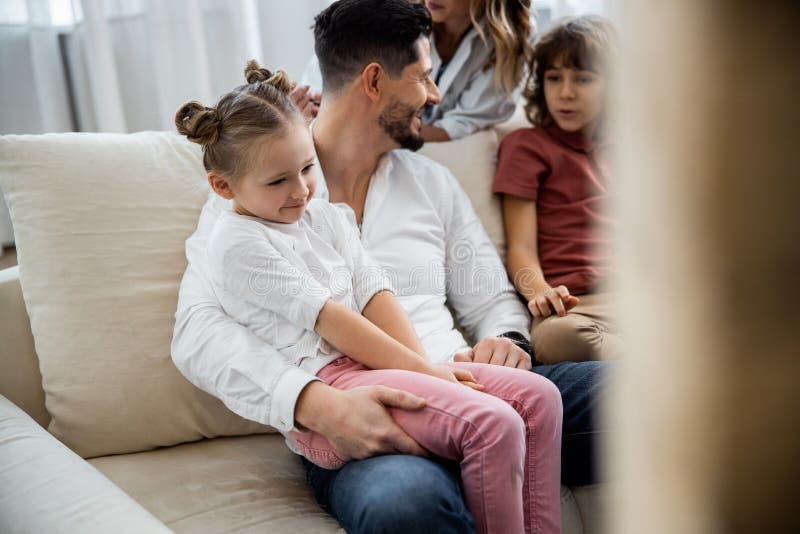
[
  {"x1": 493, "y1": 16, "x2": 622, "y2": 364},
  {"x1": 301, "y1": 0, "x2": 535, "y2": 141},
  {"x1": 176, "y1": 60, "x2": 562, "y2": 534}
]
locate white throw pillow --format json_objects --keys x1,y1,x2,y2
[
  {"x1": 419, "y1": 129, "x2": 506, "y2": 257},
  {"x1": 0, "y1": 131, "x2": 269, "y2": 458}
]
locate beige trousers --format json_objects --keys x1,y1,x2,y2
[{"x1": 531, "y1": 292, "x2": 623, "y2": 364}]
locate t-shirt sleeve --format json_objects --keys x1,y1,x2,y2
[{"x1": 492, "y1": 129, "x2": 549, "y2": 201}]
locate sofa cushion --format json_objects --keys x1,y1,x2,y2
[
  {"x1": 0, "y1": 132, "x2": 269, "y2": 458},
  {"x1": 419, "y1": 129, "x2": 506, "y2": 257},
  {"x1": 89, "y1": 434, "x2": 343, "y2": 533}
]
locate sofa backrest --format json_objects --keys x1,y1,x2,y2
[
  {"x1": 0, "y1": 111, "x2": 529, "y2": 457},
  {"x1": 0, "y1": 132, "x2": 270, "y2": 458},
  {"x1": 0, "y1": 266, "x2": 49, "y2": 427}
]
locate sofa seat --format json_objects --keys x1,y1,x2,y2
[{"x1": 89, "y1": 434, "x2": 342, "y2": 533}]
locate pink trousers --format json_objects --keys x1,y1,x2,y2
[{"x1": 290, "y1": 358, "x2": 563, "y2": 534}]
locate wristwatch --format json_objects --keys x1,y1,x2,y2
[{"x1": 497, "y1": 331, "x2": 539, "y2": 365}]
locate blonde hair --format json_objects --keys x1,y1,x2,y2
[
  {"x1": 523, "y1": 15, "x2": 616, "y2": 127},
  {"x1": 464, "y1": 0, "x2": 534, "y2": 95},
  {"x1": 174, "y1": 60, "x2": 300, "y2": 181}
]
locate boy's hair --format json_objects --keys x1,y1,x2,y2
[
  {"x1": 523, "y1": 15, "x2": 616, "y2": 126},
  {"x1": 314, "y1": 0, "x2": 432, "y2": 94},
  {"x1": 174, "y1": 60, "x2": 301, "y2": 181}
]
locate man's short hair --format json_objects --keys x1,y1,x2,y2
[{"x1": 314, "y1": 0, "x2": 432, "y2": 94}]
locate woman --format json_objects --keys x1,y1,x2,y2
[{"x1": 299, "y1": 0, "x2": 535, "y2": 141}]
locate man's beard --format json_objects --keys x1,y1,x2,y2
[{"x1": 378, "y1": 98, "x2": 425, "y2": 151}]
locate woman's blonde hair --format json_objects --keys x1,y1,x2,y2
[
  {"x1": 523, "y1": 15, "x2": 616, "y2": 127},
  {"x1": 462, "y1": 0, "x2": 534, "y2": 95},
  {"x1": 174, "y1": 60, "x2": 300, "y2": 181}
]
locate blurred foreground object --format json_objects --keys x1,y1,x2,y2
[{"x1": 611, "y1": 1, "x2": 800, "y2": 533}]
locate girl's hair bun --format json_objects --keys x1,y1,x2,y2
[
  {"x1": 244, "y1": 59, "x2": 292, "y2": 95},
  {"x1": 174, "y1": 101, "x2": 221, "y2": 145}
]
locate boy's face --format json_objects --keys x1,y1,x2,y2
[
  {"x1": 543, "y1": 56, "x2": 606, "y2": 138},
  {"x1": 232, "y1": 123, "x2": 317, "y2": 224}
]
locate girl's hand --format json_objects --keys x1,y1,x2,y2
[
  {"x1": 426, "y1": 364, "x2": 484, "y2": 391},
  {"x1": 528, "y1": 284, "x2": 580, "y2": 318}
]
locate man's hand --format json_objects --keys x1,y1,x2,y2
[
  {"x1": 529, "y1": 284, "x2": 580, "y2": 318},
  {"x1": 453, "y1": 336, "x2": 532, "y2": 370},
  {"x1": 295, "y1": 381, "x2": 429, "y2": 460}
]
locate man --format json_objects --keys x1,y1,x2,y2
[{"x1": 172, "y1": 1, "x2": 607, "y2": 532}]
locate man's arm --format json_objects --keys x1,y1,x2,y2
[
  {"x1": 441, "y1": 172, "x2": 531, "y2": 341},
  {"x1": 438, "y1": 171, "x2": 534, "y2": 368},
  {"x1": 172, "y1": 266, "x2": 430, "y2": 455},
  {"x1": 295, "y1": 381, "x2": 428, "y2": 459}
]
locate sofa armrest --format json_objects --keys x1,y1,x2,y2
[
  {"x1": 0, "y1": 266, "x2": 49, "y2": 427},
  {"x1": 0, "y1": 395, "x2": 171, "y2": 533}
]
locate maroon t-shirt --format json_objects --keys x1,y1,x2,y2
[{"x1": 493, "y1": 125, "x2": 616, "y2": 295}]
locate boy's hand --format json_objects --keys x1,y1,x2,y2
[{"x1": 529, "y1": 285, "x2": 580, "y2": 318}]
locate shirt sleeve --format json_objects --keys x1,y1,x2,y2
[
  {"x1": 326, "y1": 203, "x2": 394, "y2": 312},
  {"x1": 207, "y1": 219, "x2": 332, "y2": 332},
  {"x1": 439, "y1": 169, "x2": 531, "y2": 343},
  {"x1": 433, "y1": 65, "x2": 517, "y2": 140},
  {"x1": 171, "y1": 260, "x2": 319, "y2": 433},
  {"x1": 493, "y1": 129, "x2": 548, "y2": 200}
]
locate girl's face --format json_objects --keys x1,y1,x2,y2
[
  {"x1": 231, "y1": 124, "x2": 317, "y2": 224},
  {"x1": 424, "y1": 0, "x2": 471, "y2": 25},
  {"x1": 543, "y1": 57, "x2": 606, "y2": 138}
]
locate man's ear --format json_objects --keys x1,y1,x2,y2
[
  {"x1": 360, "y1": 62, "x2": 384, "y2": 103},
  {"x1": 208, "y1": 171, "x2": 235, "y2": 200}
]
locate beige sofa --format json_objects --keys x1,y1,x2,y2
[{"x1": 0, "y1": 119, "x2": 603, "y2": 533}]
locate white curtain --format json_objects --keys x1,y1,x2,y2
[
  {"x1": 0, "y1": 0, "x2": 608, "y2": 248},
  {"x1": 0, "y1": 0, "x2": 329, "y2": 247}
]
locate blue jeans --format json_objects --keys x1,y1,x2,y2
[{"x1": 303, "y1": 360, "x2": 610, "y2": 534}]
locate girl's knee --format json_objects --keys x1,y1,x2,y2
[
  {"x1": 516, "y1": 377, "x2": 563, "y2": 428},
  {"x1": 478, "y1": 397, "x2": 527, "y2": 446}
]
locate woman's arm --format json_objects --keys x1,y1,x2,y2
[
  {"x1": 502, "y1": 194, "x2": 579, "y2": 317},
  {"x1": 421, "y1": 125, "x2": 451, "y2": 143}
]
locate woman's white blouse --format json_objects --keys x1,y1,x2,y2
[{"x1": 424, "y1": 24, "x2": 519, "y2": 139}]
